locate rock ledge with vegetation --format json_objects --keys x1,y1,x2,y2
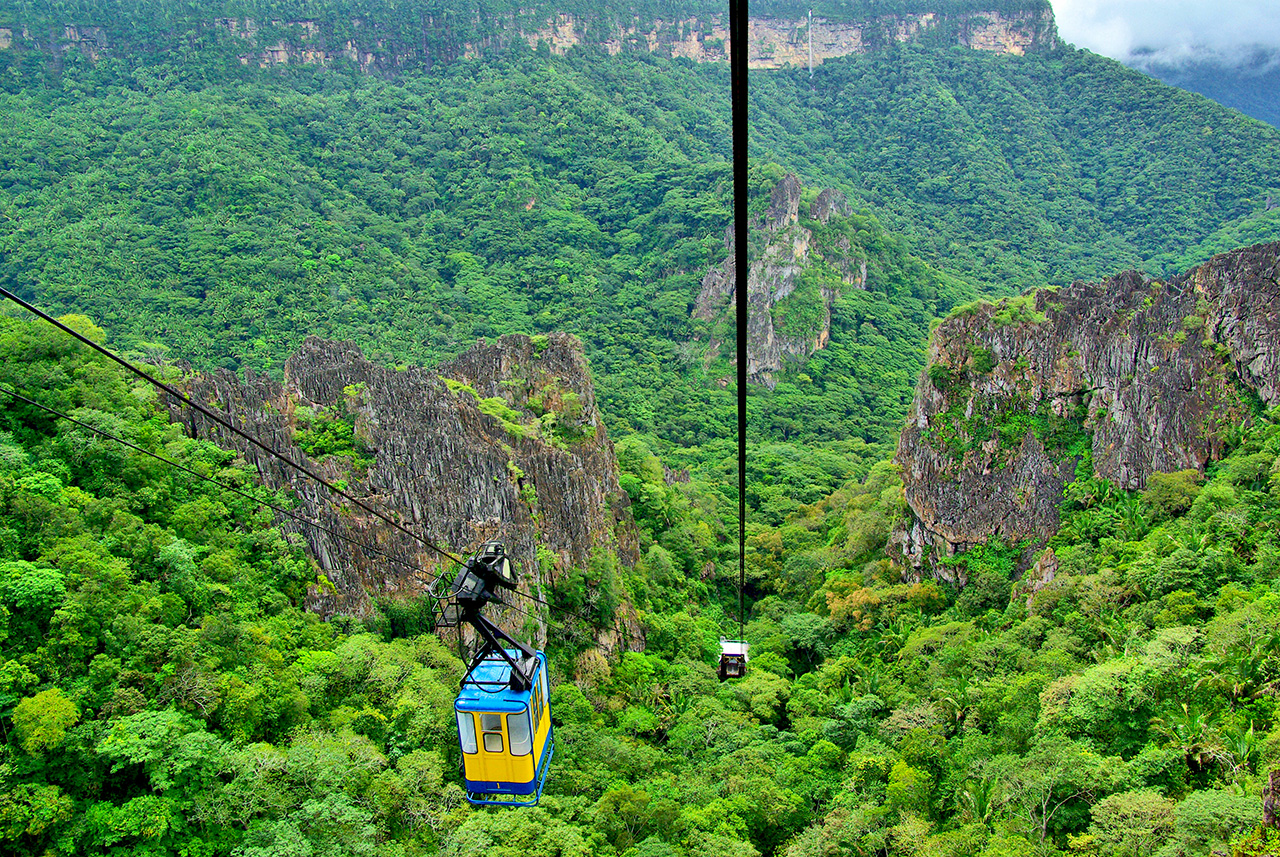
[
  {"x1": 894, "y1": 241, "x2": 1280, "y2": 579},
  {"x1": 169, "y1": 332, "x2": 640, "y2": 652}
]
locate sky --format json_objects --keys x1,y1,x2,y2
[{"x1": 1050, "y1": 0, "x2": 1280, "y2": 67}]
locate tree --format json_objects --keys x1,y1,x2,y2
[
  {"x1": 1086, "y1": 790, "x2": 1175, "y2": 857},
  {"x1": 12, "y1": 688, "x2": 78, "y2": 755},
  {"x1": 1013, "y1": 736, "x2": 1114, "y2": 843},
  {"x1": 0, "y1": 784, "x2": 73, "y2": 847}
]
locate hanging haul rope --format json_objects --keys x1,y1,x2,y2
[{"x1": 720, "y1": 0, "x2": 751, "y2": 682}]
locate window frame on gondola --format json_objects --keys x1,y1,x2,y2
[
  {"x1": 480, "y1": 712, "x2": 505, "y2": 753},
  {"x1": 530, "y1": 667, "x2": 546, "y2": 727},
  {"x1": 457, "y1": 710, "x2": 478, "y2": 754},
  {"x1": 507, "y1": 708, "x2": 533, "y2": 755}
]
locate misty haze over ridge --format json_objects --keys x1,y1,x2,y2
[
  {"x1": 1128, "y1": 45, "x2": 1280, "y2": 130},
  {"x1": 1050, "y1": 0, "x2": 1280, "y2": 127}
]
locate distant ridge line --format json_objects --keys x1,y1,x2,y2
[{"x1": 0, "y1": 5, "x2": 1058, "y2": 73}]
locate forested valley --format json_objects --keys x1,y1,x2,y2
[{"x1": 3, "y1": 2, "x2": 1280, "y2": 856}]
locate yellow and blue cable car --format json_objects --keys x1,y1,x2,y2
[
  {"x1": 455, "y1": 648, "x2": 554, "y2": 806},
  {"x1": 439, "y1": 542, "x2": 555, "y2": 807}
]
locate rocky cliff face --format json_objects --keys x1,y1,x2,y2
[
  {"x1": 1, "y1": 7, "x2": 1057, "y2": 71},
  {"x1": 893, "y1": 242, "x2": 1280, "y2": 582},
  {"x1": 168, "y1": 333, "x2": 640, "y2": 654},
  {"x1": 746, "y1": 8, "x2": 1057, "y2": 69},
  {"x1": 695, "y1": 173, "x2": 865, "y2": 388}
]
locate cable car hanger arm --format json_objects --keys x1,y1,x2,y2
[{"x1": 461, "y1": 605, "x2": 539, "y2": 692}]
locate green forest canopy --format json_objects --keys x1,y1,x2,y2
[
  {"x1": 4, "y1": 305, "x2": 1280, "y2": 856},
  {"x1": 4, "y1": 33, "x2": 1278, "y2": 472},
  {"x1": 3, "y1": 3, "x2": 1280, "y2": 853}
]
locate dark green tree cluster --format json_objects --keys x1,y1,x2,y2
[
  {"x1": 0, "y1": 46, "x2": 742, "y2": 445},
  {"x1": 7, "y1": 294, "x2": 1280, "y2": 857},
  {"x1": 750, "y1": 42, "x2": 1280, "y2": 293},
  {"x1": 5, "y1": 6, "x2": 1280, "y2": 855},
  {"x1": 642, "y1": 414, "x2": 1280, "y2": 856}
]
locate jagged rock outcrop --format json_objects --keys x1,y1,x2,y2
[
  {"x1": 893, "y1": 242, "x2": 1280, "y2": 581},
  {"x1": 695, "y1": 173, "x2": 865, "y2": 388},
  {"x1": 0, "y1": 7, "x2": 1058, "y2": 71},
  {"x1": 168, "y1": 333, "x2": 641, "y2": 654}
]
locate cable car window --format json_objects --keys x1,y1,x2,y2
[
  {"x1": 480, "y1": 713, "x2": 504, "y2": 753},
  {"x1": 508, "y1": 710, "x2": 533, "y2": 755},
  {"x1": 457, "y1": 711, "x2": 477, "y2": 754},
  {"x1": 537, "y1": 662, "x2": 549, "y2": 725}
]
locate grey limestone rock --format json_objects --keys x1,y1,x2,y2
[
  {"x1": 893, "y1": 242, "x2": 1280, "y2": 581},
  {"x1": 694, "y1": 173, "x2": 864, "y2": 388},
  {"x1": 168, "y1": 333, "x2": 641, "y2": 655}
]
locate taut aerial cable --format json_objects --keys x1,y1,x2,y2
[{"x1": 719, "y1": 0, "x2": 752, "y2": 681}]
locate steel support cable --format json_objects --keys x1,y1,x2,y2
[
  {"x1": 507, "y1": 586, "x2": 588, "y2": 623},
  {"x1": 507, "y1": 586, "x2": 641, "y2": 650},
  {"x1": 731, "y1": 0, "x2": 749, "y2": 643},
  {"x1": 0, "y1": 384, "x2": 436, "y2": 579},
  {"x1": 0, "y1": 287, "x2": 464, "y2": 566},
  {"x1": 495, "y1": 595, "x2": 566, "y2": 632}
]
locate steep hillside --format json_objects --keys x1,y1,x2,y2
[
  {"x1": 0, "y1": 49, "x2": 735, "y2": 445},
  {"x1": 170, "y1": 333, "x2": 640, "y2": 651},
  {"x1": 697, "y1": 173, "x2": 863, "y2": 389},
  {"x1": 3, "y1": 0, "x2": 1278, "y2": 469},
  {"x1": 750, "y1": 43, "x2": 1280, "y2": 291},
  {"x1": 894, "y1": 241, "x2": 1280, "y2": 578},
  {"x1": 691, "y1": 169, "x2": 970, "y2": 462},
  {"x1": 1133, "y1": 49, "x2": 1280, "y2": 129}
]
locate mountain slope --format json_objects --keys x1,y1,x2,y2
[
  {"x1": 3, "y1": 3, "x2": 1278, "y2": 465},
  {"x1": 0, "y1": 51, "x2": 735, "y2": 444},
  {"x1": 1132, "y1": 49, "x2": 1280, "y2": 130},
  {"x1": 894, "y1": 241, "x2": 1280, "y2": 577},
  {"x1": 750, "y1": 43, "x2": 1280, "y2": 291}
]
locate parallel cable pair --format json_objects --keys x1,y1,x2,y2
[
  {"x1": 0, "y1": 288, "x2": 644, "y2": 644},
  {"x1": 0, "y1": 285, "x2": 464, "y2": 568},
  {"x1": 732, "y1": 0, "x2": 749, "y2": 644}
]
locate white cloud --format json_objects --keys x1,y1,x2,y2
[{"x1": 1050, "y1": 0, "x2": 1280, "y2": 66}]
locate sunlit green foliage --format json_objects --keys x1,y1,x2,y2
[
  {"x1": 2, "y1": 5, "x2": 1280, "y2": 854},
  {"x1": 9, "y1": 306, "x2": 1280, "y2": 856}
]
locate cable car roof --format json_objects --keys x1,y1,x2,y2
[{"x1": 456, "y1": 650, "x2": 544, "y2": 711}]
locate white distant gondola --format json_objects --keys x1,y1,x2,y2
[{"x1": 719, "y1": 638, "x2": 749, "y2": 680}]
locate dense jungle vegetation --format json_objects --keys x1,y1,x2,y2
[
  {"x1": 3, "y1": 3, "x2": 1280, "y2": 465},
  {"x1": 8, "y1": 309, "x2": 1280, "y2": 857},
  {"x1": 749, "y1": 43, "x2": 1280, "y2": 290},
  {"x1": 5, "y1": 2, "x2": 1280, "y2": 855}
]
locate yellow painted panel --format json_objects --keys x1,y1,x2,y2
[{"x1": 460, "y1": 712, "x2": 536, "y2": 784}]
